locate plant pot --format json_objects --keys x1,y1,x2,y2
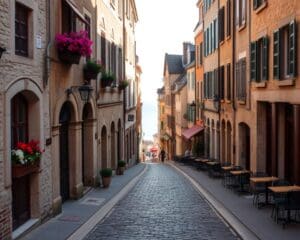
[
  {"x1": 117, "y1": 167, "x2": 125, "y2": 175},
  {"x1": 101, "y1": 79, "x2": 113, "y2": 88},
  {"x1": 12, "y1": 162, "x2": 40, "y2": 178},
  {"x1": 102, "y1": 176, "x2": 111, "y2": 188},
  {"x1": 84, "y1": 69, "x2": 98, "y2": 80},
  {"x1": 58, "y1": 50, "x2": 81, "y2": 64}
]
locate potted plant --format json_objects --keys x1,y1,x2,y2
[
  {"x1": 83, "y1": 60, "x2": 102, "y2": 81},
  {"x1": 55, "y1": 30, "x2": 93, "y2": 64},
  {"x1": 118, "y1": 79, "x2": 129, "y2": 90},
  {"x1": 11, "y1": 140, "x2": 43, "y2": 178},
  {"x1": 100, "y1": 168, "x2": 112, "y2": 188},
  {"x1": 117, "y1": 160, "x2": 126, "y2": 175},
  {"x1": 101, "y1": 71, "x2": 115, "y2": 88}
]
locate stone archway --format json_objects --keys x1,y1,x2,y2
[
  {"x1": 101, "y1": 126, "x2": 107, "y2": 169},
  {"x1": 111, "y1": 122, "x2": 116, "y2": 169},
  {"x1": 239, "y1": 122, "x2": 250, "y2": 170}
]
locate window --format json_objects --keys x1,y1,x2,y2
[
  {"x1": 118, "y1": 0, "x2": 123, "y2": 19},
  {"x1": 219, "y1": 6, "x2": 225, "y2": 43},
  {"x1": 273, "y1": 20, "x2": 297, "y2": 80},
  {"x1": 62, "y1": 0, "x2": 77, "y2": 33},
  {"x1": 236, "y1": 0, "x2": 246, "y2": 28},
  {"x1": 226, "y1": 0, "x2": 231, "y2": 37},
  {"x1": 226, "y1": 63, "x2": 231, "y2": 100},
  {"x1": 204, "y1": 18, "x2": 218, "y2": 56},
  {"x1": 15, "y1": 2, "x2": 30, "y2": 57},
  {"x1": 11, "y1": 93, "x2": 28, "y2": 148},
  {"x1": 118, "y1": 47, "x2": 123, "y2": 82},
  {"x1": 219, "y1": 66, "x2": 225, "y2": 100},
  {"x1": 84, "y1": 14, "x2": 91, "y2": 39},
  {"x1": 101, "y1": 33, "x2": 106, "y2": 69},
  {"x1": 253, "y1": 0, "x2": 266, "y2": 10},
  {"x1": 199, "y1": 42, "x2": 203, "y2": 65},
  {"x1": 161, "y1": 121, "x2": 164, "y2": 130},
  {"x1": 250, "y1": 36, "x2": 268, "y2": 82},
  {"x1": 110, "y1": 0, "x2": 116, "y2": 8},
  {"x1": 236, "y1": 58, "x2": 246, "y2": 101}
]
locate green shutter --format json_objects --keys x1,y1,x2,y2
[
  {"x1": 262, "y1": 37, "x2": 269, "y2": 80},
  {"x1": 273, "y1": 29, "x2": 280, "y2": 80},
  {"x1": 253, "y1": 0, "x2": 258, "y2": 10},
  {"x1": 289, "y1": 20, "x2": 296, "y2": 77},
  {"x1": 250, "y1": 41, "x2": 257, "y2": 81}
]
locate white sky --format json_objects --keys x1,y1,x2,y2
[{"x1": 135, "y1": 0, "x2": 198, "y2": 140}]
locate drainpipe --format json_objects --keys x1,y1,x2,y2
[
  {"x1": 218, "y1": 0, "x2": 221, "y2": 162},
  {"x1": 232, "y1": 0, "x2": 237, "y2": 164},
  {"x1": 247, "y1": 0, "x2": 252, "y2": 111},
  {"x1": 122, "y1": 0, "x2": 126, "y2": 162}
]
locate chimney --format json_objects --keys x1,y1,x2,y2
[{"x1": 182, "y1": 42, "x2": 188, "y2": 66}]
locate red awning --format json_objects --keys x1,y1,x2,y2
[{"x1": 182, "y1": 125, "x2": 204, "y2": 140}]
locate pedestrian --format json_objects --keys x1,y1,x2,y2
[{"x1": 160, "y1": 149, "x2": 166, "y2": 163}]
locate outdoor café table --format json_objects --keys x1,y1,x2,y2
[
  {"x1": 250, "y1": 176, "x2": 279, "y2": 207},
  {"x1": 268, "y1": 185, "x2": 300, "y2": 224},
  {"x1": 230, "y1": 170, "x2": 251, "y2": 192},
  {"x1": 222, "y1": 166, "x2": 235, "y2": 171},
  {"x1": 206, "y1": 161, "x2": 219, "y2": 166}
]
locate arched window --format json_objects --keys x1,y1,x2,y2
[{"x1": 11, "y1": 93, "x2": 28, "y2": 148}]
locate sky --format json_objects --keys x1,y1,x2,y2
[{"x1": 135, "y1": 0, "x2": 198, "y2": 140}]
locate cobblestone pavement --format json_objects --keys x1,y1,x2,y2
[{"x1": 85, "y1": 163, "x2": 238, "y2": 240}]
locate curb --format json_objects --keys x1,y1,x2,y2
[
  {"x1": 67, "y1": 164, "x2": 148, "y2": 240},
  {"x1": 168, "y1": 161, "x2": 260, "y2": 240}
]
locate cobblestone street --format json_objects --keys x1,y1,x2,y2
[{"x1": 85, "y1": 163, "x2": 237, "y2": 240}]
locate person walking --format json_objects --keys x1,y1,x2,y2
[{"x1": 160, "y1": 149, "x2": 166, "y2": 163}]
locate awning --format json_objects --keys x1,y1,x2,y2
[
  {"x1": 182, "y1": 125, "x2": 204, "y2": 140},
  {"x1": 65, "y1": 0, "x2": 89, "y2": 25}
]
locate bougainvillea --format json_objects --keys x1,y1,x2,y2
[{"x1": 55, "y1": 30, "x2": 93, "y2": 57}]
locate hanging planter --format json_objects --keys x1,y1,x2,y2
[
  {"x1": 58, "y1": 50, "x2": 81, "y2": 64},
  {"x1": 101, "y1": 71, "x2": 115, "y2": 88},
  {"x1": 83, "y1": 60, "x2": 102, "y2": 80},
  {"x1": 118, "y1": 79, "x2": 129, "y2": 90},
  {"x1": 55, "y1": 31, "x2": 93, "y2": 65}
]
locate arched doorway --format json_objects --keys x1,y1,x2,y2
[
  {"x1": 221, "y1": 120, "x2": 226, "y2": 163},
  {"x1": 239, "y1": 122, "x2": 250, "y2": 170},
  {"x1": 59, "y1": 102, "x2": 73, "y2": 202},
  {"x1": 11, "y1": 93, "x2": 30, "y2": 230},
  {"x1": 227, "y1": 121, "x2": 232, "y2": 164},
  {"x1": 117, "y1": 119, "x2": 122, "y2": 161},
  {"x1": 82, "y1": 103, "x2": 93, "y2": 186},
  {"x1": 111, "y1": 122, "x2": 116, "y2": 169},
  {"x1": 101, "y1": 126, "x2": 107, "y2": 169}
]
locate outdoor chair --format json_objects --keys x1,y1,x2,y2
[
  {"x1": 208, "y1": 163, "x2": 222, "y2": 178},
  {"x1": 251, "y1": 172, "x2": 269, "y2": 207}
]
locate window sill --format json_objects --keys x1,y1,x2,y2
[
  {"x1": 276, "y1": 78, "x2": 295, "y2": 87},
  {"x1": 219, "y1": 40, "x2": 225, "y2": 46},
  {"x1": 254, "y1": 2, "x2": 268, "y2": 14},
  {"x1": 225, "y1": 100, "x2": 232, "y2": 104},
  {"x1": 237, "y1": 100, "x2": 246, "y2": 105},
  {"x1": 226, "y1": 35, "x2": 231, "y2": 41},
  {"x1": 238, "y1": 24, "x2": 246, "y2": 32},
  {"x1": 253, "y1": 81, "x2": 267, "y2": 88}
]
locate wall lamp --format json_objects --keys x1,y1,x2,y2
[{"x1": 66, "y1": 83, "x2": 93, "y2": 104}]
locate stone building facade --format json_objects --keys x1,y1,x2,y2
[{"x1": 0, "y1": 0, "x2": 51, "y2": 238}]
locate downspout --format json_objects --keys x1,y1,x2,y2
[
  {"x1": 122, "y1": 0, "x2": 126, "y2": 162},
  {"x1": 247, "y1": 0, "x2": 251, "y2": 111},
  {"x1": 232, "y1": 0, "x2": 237, "y2": 164},
  {"x1": 218, "y1": 0, "x2": 221, "y2": 162}
]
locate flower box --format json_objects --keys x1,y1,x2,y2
[
  {"x1": 58, "y1": 50, "x2": 81, "y2": 64},
  {"x1": 55, "y1": 31, "x2": 92, "y2": 65},
  {"x1": 12, "y1": 161, "x2": 40, "y2": 178}
]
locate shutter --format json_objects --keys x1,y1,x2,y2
[
  {"x1": 215, "y1": 19, "x2": 218, "y2": 49},
  {"x1": 253, "y1": 0, "x2": 258, "y2": 10},
  {"x1": 215, "y1": 69, "x2": 219, "y2": 98},
  {"x1": 289, "y1": 20, "x2": 296, "y2": 77},
  {"x1": 236, "y1": 0, "x2": 239, "y2": 26},
  {"x1": 250, "y1": 41, "x2": 257, "y2": 81},
  {"x1": 273, "y1": 29, "x2": 280, "y2": 79},
  {"x1": 262, "y1": 37, "x2": 268, "y2": 80}
]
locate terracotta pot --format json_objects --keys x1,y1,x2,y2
[
  {"x1": 117, "y1": 167, "x2": 125, "y2": 175},
  {"x1": 102, "y1": 176, "x2": 111, "y2": 188},
  {"x1": 12, "y1": 162, "x2": 40, "y2": 178},
  {"x1": 57, "y1": 50, "x2": 81, "y2": 64}
]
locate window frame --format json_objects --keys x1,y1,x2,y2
[{"x1": 15, "y1": 2, "x2": 30, "y2": 57}]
